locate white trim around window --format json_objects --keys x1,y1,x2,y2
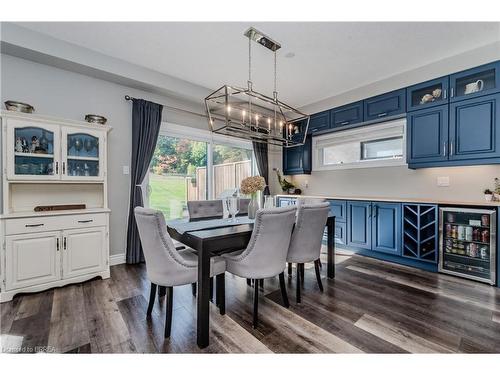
[{"x1": 312, "y1": 118, "x2": 407, "y2": 171}]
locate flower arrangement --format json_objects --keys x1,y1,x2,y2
[{"x1": 240, "y1": 176, "x2": 266, "y2": 196}]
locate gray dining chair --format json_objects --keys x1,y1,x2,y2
[
  {"x1": 187, "y1": 199, "x2": 224, "y2": 221},
  {"x1": 134, "y1": 207, "x2": 227, "y2": 338},
  {"x1": 223, "y1": 206, "x2": 297, "y2": 328},
  {"x1": 286, "y1": 202, "x2": 330, "y2": 303}
]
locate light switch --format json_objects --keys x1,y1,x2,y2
[
  {"x1": 123, "y1": 166, "x2": 130, "y2": 175},
  {"x1": 437, "y1": 176, "x2": 449, "y2": 187}
]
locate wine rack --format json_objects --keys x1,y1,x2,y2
[{"x1": 402, "y1": 204, "x2": 438, "y2": 263}]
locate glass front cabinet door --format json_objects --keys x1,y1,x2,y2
[
  {"x1": 61, "y1": 127, "x2": 105, "y2": 181},
  {"x1": 6, "y1": 119, "x2": 61, "y2": 180},
  {"x1": 450, "y1": 61, "x2": 500, "y2": 102}
]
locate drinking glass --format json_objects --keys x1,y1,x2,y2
[
  {"x1": 228, "y1": 197, "x2": 239, "y2": 222},
  {"x1": 264, "y1": 195, "x2": 274, "y2": 209}
]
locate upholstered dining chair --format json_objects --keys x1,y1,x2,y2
[
  {"x1": 187, "y1": 199, "x2": 224, "y2": 221},
  {"x1": 223, "y1": 206, "x2": 297, "y2": 328},
  {"x1": 134, "y1": 207, "x2": 227, "y2": 338},
  {"x1": 286, "y1": 202, "x2": 330, "y2": 303}
]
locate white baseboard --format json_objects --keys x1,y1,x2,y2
[{"x1": 109, "y1": 253, "x2": 126, "y2": 266}]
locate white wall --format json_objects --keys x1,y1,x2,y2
[
  {"x1": 269, "y1": 42, "x2": 500, "y2": 203},
  {"x1": 1, "y1": 54, "x2": 207, "y2": 256}
]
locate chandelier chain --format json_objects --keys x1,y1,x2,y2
[
  {"x1": 248, "y1": 35, "x2": 252, "y2": 84},
  {"x1": 274, "y1": 50, "x2": 277, "y2": 96}
]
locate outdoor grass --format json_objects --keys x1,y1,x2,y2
[{"x1": 149, "y1": 174, "x2": 187, "y2": 219}]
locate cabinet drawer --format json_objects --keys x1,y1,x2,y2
[
  {"x1": 308, "y1": 111, "x2": 330, "y2": 134},
  {"x1": 5, "y1": 213, "x2": 107, "y2": 235},
  {"x1": 364, "y1": 89, "x2": 406, "y2": 122},
  {"x1": 330, "y1": 101, "x2": 363, "y2": 128}
]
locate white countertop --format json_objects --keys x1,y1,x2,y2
[
  {"x1": 276, "y1": 194, "x2": 500, "y2": 207},
  {"x1": 0, "y1": 207, "x2": 111, "y2": 219}
]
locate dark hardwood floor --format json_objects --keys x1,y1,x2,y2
[{"x1": 2, "y1": 250, "x2": 500, "y2": 353}]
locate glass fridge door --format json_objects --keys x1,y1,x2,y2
[{"x1": 439, "y1": 207, "x2": 496, "y2": 284}]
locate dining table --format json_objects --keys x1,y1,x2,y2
[{"x1": 166, "y1": 213, "x2": 336, "y2": 348}]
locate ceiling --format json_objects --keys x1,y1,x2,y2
[{"x1": 14, "y1": 22, "x2": 500, "y2": 107}]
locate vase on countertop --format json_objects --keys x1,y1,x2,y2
[{"x1": 248, "y1": 194, "x2": 260, "y2": 219}]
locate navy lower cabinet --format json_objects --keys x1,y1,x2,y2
[
  {"x1": 346, "y1": 201, "x2": 372, "y2": 250},
  {"x1": 363, "y1": 89, "x2": 406, "y2": 122},
  {"x1": 282, "y1": 135, "x2": 312, "y2": 175},
  {"x1": 449, "y1": 93, "x2": 500, "y2": 161},
  {"x1": 371, "y1": 202, "x2": 401, "y2": 255},
  {"x1": 407, "y1": 105, "x2": 449, "y2": 166},
  {"x1": 402, "y1": 204, "x2": 438, "y2": 263},
  {"x1": 328, "y1": 200, "x2": 347, "y2": 245}
]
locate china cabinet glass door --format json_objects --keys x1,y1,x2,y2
[
  {"x1": 7, "y1": 120, "x2": 60, "y2": 180},
  {"x1": 61, "y1": 127, "x2": 104, "y2": 181}
]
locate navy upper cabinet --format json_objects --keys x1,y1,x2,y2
[
  {"x1": 449, "y1": 93, "x2": 500, "y2": 161},
  {"x1": 371, "y1": 202, "x2": 401, "y2": 255},
  {"x1": 450, "y1": 61, "x2": 500, "y2": 103},
  {"x1": 283, "y1": 135, "x2": 312, "y2": 175},
  {"x1": 346, "y1": 201, "x2": 372, "y2": 250},
  {"x1": 364, "y1": 89, "x2": 406, "y2": 122},
  {"x1": 407, "y1": 105, "x2": 449, "y2": 165},
  {"x1": 308, "y1": 111, "x2": 330, "y2": 134},
  {"x1": 330, "y1": 101, "x2": 364, "y2": 128},
  {"x1": 407, "y1": 77, "x2": 449, "y2": 112}
]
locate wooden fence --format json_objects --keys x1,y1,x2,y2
[{"x1": 186, "y1": 160, "x2": 251, "y2": 200}]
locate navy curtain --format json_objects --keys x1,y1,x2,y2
[
  {"x1": 126, "y1": 99, "x2": 163, "y2": 264},
  {"x1": 252, "y1": 141, "x2": 270, "y2": 195}
]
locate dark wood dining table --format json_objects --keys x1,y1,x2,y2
[{"x1": 167, "y1": 214, "x2": 336, "y2": 348}]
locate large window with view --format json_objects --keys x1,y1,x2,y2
[{"x1": 147, "y1": 124, "x2": 255, "y2": 220}]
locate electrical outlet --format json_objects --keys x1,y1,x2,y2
[
  {"x1": 305, "y1": 180, "x2": 309, "y2": 188},
  {"x1": 123, "y1": 166, "x2": 130, "y2": 175},
  {"x1": 437, "y1": 176, "x2": 450, "y2": 187}
]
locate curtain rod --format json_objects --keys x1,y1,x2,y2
[{"x1": 124, "y1": 95, "x2": 208, "y2": 119}]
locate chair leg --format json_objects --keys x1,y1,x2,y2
[
  {"x1": 158, "y1": 286, "x2": 166, "y2": 298},
  {"x1": 253, "y1": 279, "x2": 259, "y2": 329},
  {"x1": 314, "y1": 259, "x2": 324, "y2": 292},
  {"x1": 288, "y1": 262, "x2": 292, "y2": 277},
  {"x1": 164, "y1": 286, "x2": 173, "y2": 338},
  {"x1": 296, "y1": 264, "x2": 301, "y2": 303},
  {"x1": 300, "y1": 263, "x2": 305, "y2": 284},
  {"x1": 246, "y1": 278, "x2": 251, "y2": 286},
  {"x1": 259, "y1": 279, "x2": 264, "y2": 289},
  {"x1": 210, "y1": 277, "x2": 214, "y2": 302},
  {"x1": 147, "y1": 283, "x2": 157, "y2": 316},
  {"x1": 318, "y1": 258, "x2": 323, "y2": 269},
  {"x1": 216, "y1": 273, "x2": 225, "y2": 315},
  {"x1": 278, "y1": 272, "x2": 290, "y2": 308},
  {"x1": 191, "y1": 283, "x2": 197, "y2": 297}
]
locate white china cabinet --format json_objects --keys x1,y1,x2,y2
[{"x1": 0, "y1": 111, "x2": 112, "y2": 302}]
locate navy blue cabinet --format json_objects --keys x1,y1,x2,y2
[
  {"x1": 407, "y1": 105, "x2": 449, "y2": 166},
  {"x1": 330, "y1": 101, "x2": 364, "y2": 128},
  {"x1": 450, "y1": 61, "x2": 500, "y2": 103},
  {"x1": 308, "y1": 111, "x2": 330, "y2": 134},
  {"x1": 449, "y1": 93, "x2": 500, "y2": 161},
  {"x1": 364, "y1": 89, "x2": 406, "y2": 122},
  {"x1": 328, "y1": 200, "x2": 347, "y2": 245},
  {"x1": 371, "y1": 202, "x2": 401, "y2": 255},
  {"x1": 402, "y1": 204, "x2": 438, "y2": 263},
  {"x1": 283, "y1": 135, "x2": 312, "y2": 175},
  {"x1": 407, "y1": 77, "x2": 449, "y2": 112},
  {"x1": 346, "y1": 201, "x2": 372, "y2": 250}
]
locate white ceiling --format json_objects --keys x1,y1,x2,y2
[{"x1": 14, "y1": 22, "x2": 500, "y2": 107}]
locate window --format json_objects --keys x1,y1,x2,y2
[
  {"x1": 361, "y1": 137, "x2": 403, "y2": 160},
  {"x1": 313, "y1": 118, "x2": 406, "y2": 170},
  {"x1": 146, "y1": 123, "x2": 254, "y2": 220}
]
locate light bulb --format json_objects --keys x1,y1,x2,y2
[
  {"x1": 226, "y1": 105, "x2": 231, "y2": 114},
  {"x1": 242, "y1": 110, "x2": 246, "y2": 122}
]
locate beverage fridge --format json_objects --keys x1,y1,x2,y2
[{"x1": 439, "y1": 207, "x2": 496, "y2": 285}]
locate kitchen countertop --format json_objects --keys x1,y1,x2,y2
[{"x1": 276, "y1": 194, "x2": 500, "y2": 207}]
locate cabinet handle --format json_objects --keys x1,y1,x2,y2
[
  {"x1": 63, "y1": 237, "x2": 67, "y2": 250},
  {"x1": 56, "y1": 238, "x2": 60, "y2": 251},
  {"x1": 62, "y1": 162, "x2": 66, "y2": 175},
  {"x1": 451, "y1": 87, "x2": 454, "y2": 98},
  {"x1": 25, "y1": 223, "x2": 44, "y2": 228},
  {"x1": 78, "y1": 219, "x2": 93, "y2": 223},
  {"x1": 377, "y1": 112, "x2": 387, "y2": 117},
  {"x1": 340, "y1": 121, "x2": 350, "y2": 126},
  {"x1": 443, "y1": 141, "x2": 447, "y2": 156},
  {"x1": 450, "y1": 140, "x2": 454, "y2": 156},
  {"x1": 55, "y1": 162, "x2": 59, "y2": 174},
  {"x1": 443, "y1": 89, "x2": 447, "y2": 100}
]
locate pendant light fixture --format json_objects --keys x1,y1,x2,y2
[{"x1": 204, "y1": 27, "x2": 309, "y2": 147}]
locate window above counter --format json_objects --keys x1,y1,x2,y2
[{"x1": 312, "y1": 118, "x2": 406, "y2": 171}]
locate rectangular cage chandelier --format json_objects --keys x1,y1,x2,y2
[{"x1": 204, "y1": 27, "x2": 310, "y2": 148}]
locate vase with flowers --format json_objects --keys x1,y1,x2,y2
[{"x1": 240, "y1": 176, "x2": 266, "y2": 219}]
